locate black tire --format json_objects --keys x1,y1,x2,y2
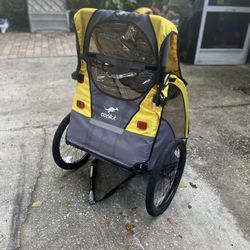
[
  {"x1": 146, "y1": 139, "x2": 186, "y2": 216},
  {"x1": 52, "y1": 113, "x2": 90, "y2": 169}
]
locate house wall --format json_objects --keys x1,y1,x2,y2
[{"x1": 27, "y1": 0, "x2": 69, "y2": 32}]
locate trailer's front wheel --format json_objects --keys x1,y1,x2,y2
[
  {"x1": 52, "y1": 113, "x2": 90, "y2": 170},
  {"x1": 146, "y1": 139, "x2": 186, "y2": 216}
]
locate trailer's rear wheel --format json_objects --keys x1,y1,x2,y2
[
  {"x1": 52, "y1": 113, "x2": 90, "y2": 170},
  {"x1": 146, "y1": 139, "x2": 186, "y2": 216}
]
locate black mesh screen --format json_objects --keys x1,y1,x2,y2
[
  {"x1": 88, "y1": 22, "x2": 157, "y2": 99},
  {"x1": 162, "y1": 86, "x2": 186, "y2": 139},
  {"x1": 93, "y1": 160, "x2": 132, "y2": 201}
]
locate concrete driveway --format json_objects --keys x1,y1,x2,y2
[{"x1": 0, "y1": 57, "x2": 249, "y2": 250}]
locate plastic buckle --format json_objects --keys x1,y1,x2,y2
[
  {"x1": 153, "y1": 91, "x2": 168, "y2": 107},
  {"x1": 153, "y1": 93, "x2": 161, "y2": 106},
  {"x1": 71, "y1": 72, "x2": 84, "y2": 83}
]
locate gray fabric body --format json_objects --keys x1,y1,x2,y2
[
  {"x1": 67, "y1": 111, "x2": 154, "y2": 168},
  {"x1": 67, "y1": 111, "x2": 175, "y2": 169}
]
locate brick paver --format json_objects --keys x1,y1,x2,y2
[{"x1": 0, "y1": 33, "x2": 76, "y2": 59}]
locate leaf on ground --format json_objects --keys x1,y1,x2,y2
[
  {"x1": 31, "y1": 200, "x2": 43, "y2": 208},
  {"x1": 64, "y1": 200, "x2": 70, "y2": 208},
  {"x1": 189, "y1": 182, "x2": 198, "y2": 189},
  {"x1": 179, "y1": 181, "x2": 187, "y2": 188},
  {"x1": 98, "y1": 219, "x2": 111, "y2": 225},
  {"x1": 0, "y1": 234, "x2": 4, "y2": 242},
  {"x1": 125, "y1": 223, "x2": 135, "y2": 234},
  {"x1": 167, "y1": 217, "x2": 177, "y2": 227}
]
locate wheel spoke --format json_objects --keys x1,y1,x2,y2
[{"x1": 153, "y1": 149, "x2": 181, "y2": 208}]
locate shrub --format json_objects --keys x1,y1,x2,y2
[{"x1": 0, "y1": 0, "x2": 29, "y2": 31}]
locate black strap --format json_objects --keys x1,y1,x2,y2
[
  {"x1": 153, "y1": 73, "x2": 170, "y2": 106},
  {"x1": 71, "y1": 71, "x2": 84, "y2": 83},
  {"x1": 87, "y1": 52, "x2": 158, "y2": 72}
]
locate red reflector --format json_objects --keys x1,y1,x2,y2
[
  {"x1": 76, "y1": 100, "x2": 85, "y2": 109},
  {"x1": 137, "y1": 121, "x2": 147, "y2": 130}
]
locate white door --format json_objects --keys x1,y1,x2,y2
[{"x1": 194, "y1": 0, "x2": 250, "y2": 65}]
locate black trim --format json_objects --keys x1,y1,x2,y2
[{"x1": 87, "y1": 52, "x2": 158, "y2": 71}]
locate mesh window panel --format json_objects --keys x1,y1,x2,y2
[
  {"x1": 88, "y1": 22, "x2": 157, "y2": 99},
  {"x1": 162, "y1": 86, "x2": 186, "y2": 139}
]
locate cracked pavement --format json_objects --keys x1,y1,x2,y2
[{"x1": 0, "y1": 57, "x2": 249, "y2": 250}]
